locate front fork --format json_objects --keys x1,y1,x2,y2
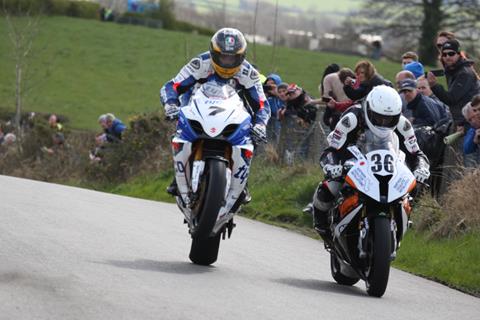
[{"x1": 357, "y1": 210, "x2": 398, "y2": 261}]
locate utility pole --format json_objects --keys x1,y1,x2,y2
[
  {"x1": 270, "y1": 0, "x2": 279, "y2": 71},
  {"x1": 252, "y1": 0, "x2": 259, "y2": 64}
]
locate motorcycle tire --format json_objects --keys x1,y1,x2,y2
[
  {"x1": 190, "y1": 159, "x2": 227, "y2": 239},
  {"x1": 330, "y1": 253, "x2": 359, "y2": 286},
  {"x1": 189, "y1": 159, "x2": 227, "y2": 265},
  {"x1": 189, "y1": 233, "x2": 221, "y2": 266},
  {"x1": 366, "y1": 217, "x2": 392, "y2": 297}
]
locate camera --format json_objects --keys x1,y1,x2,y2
[
  {"x1": 425, "y1": 69, "x2": 445, "y2": 77},
  {"x1": 262, "y1": 84, "x2": 274, "y2": 92}
]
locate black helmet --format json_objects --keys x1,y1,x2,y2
[{"x1": 209, "y1": 28, "x2": 247, "y2": 78}]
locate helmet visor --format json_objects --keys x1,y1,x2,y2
[
  {"x1": 367, "y1": 108, "x2": 400, "y2": 128},
  {"x1": 211, "y1": 51, "x2": 244, "y2": 69}
]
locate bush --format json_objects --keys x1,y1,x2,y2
[
  {"x1": 413, "y1": 168, "x2": 480, "y2": 238},
  {"x1": 1, "y1": 0, "x2": 99, "y2": 19},
  {"x1": 85, "y1": 112, "x2": 173, "y2": 183}
]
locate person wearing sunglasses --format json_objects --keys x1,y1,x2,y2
[{"x1": 427, "y1": 39, "x2": 480, "y2": 132}]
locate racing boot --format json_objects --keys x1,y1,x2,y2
[
  {"x1": 313, "y1": 207, "x2": 331, "y2": 239},
  {"x1": 166, "y1": 178, "x2": 179, "y2": 196}
]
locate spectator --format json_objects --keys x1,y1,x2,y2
[
  {"x1": 264, "y1": 74, "x2": 284, "y2": 145},
  {"x1": 395, "y1": 70, "x2": 416, "y2": 118},
  {"x1": 399, "y1": 78, "x2": 452, "y2": 197},
  {"x1": 324, "y1": 68, "x2": 356, "y2": 130},
  {"x1": 89, "y1": 133, "x2": 107, "y2": 163},
  {"x1": 319, "y1": 64, "x2": 346, "y2": 130},
  {"x1": 2, "y1": 133, "x2": 16, "y2": 146},
  {"x1": 463, "y1": 97, "x2": 480, "y2": 167},
  {"x1": 404, "y1": 61, "x2": 425, "y2": 79},
  {"x1": 427, "y1": 39, "x2": 480, "y2": 130},
  {"x1": 48, "y1": 114, "x2": 63, "y2": 135},
  {"x1": 435, "y1": 31, "x2": 455, "y2": 53},
  {"x1": 41, "y1": 132, "x2": 66, "y2": 155},
  {"x1": 277, "y1": 82, "x2": 289, "y2": 104},
  {"x1": 279, "y1": 84, "x2": 319, "y2": 162},
  {"x1": 401, "y1": 51, "x2": 418, "y2": 67},
  {"x1": 399, "y1": 79, "x2": 445, "y2": 127},
  {"x1": 343, "y1": 60, "x2": 392, "y2": 101},
  {"x1": 318, "y1": 63, "x2": 340, "y2": 100},
  {"x1": 99, "y1": 113, "x2": 126, "y2": 142},
  {"x1": 417, "y1": 76, "x2": 451, "y2": 116},
  {"x1": 285, "y1": 84, "x2": 319, "y2": 125}
]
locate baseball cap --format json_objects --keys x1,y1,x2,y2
[
  {"x1": 398, "y1": 79, "x2": 417, "y2": 92},
  {"x1": 441, "y1": 39, "x2": 460, "y2": 53}
]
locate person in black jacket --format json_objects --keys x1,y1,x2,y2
[
  {"x1": 343, "y1": 60, "x2": 392, "y2": 102},
  {"x1": 427, "y1": 39, "x2": 480, "y2": 130},
  {"x1": 399, "y1": 79, "x2": 447, "y2": 127}
]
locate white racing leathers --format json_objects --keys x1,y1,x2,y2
[
  {"x1": 316, "y1": 104, "x2": 429, "y2": 209},
  {"x1": 160, "y1": 51, "x2": 270, "y2": 126}
]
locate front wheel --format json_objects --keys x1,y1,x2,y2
[
  {"x1": 189, "y1": 159, "x2": 227, "y2": 265},
  {"x1": 189, "y1": 233, "x2": 221, "y2": 266},
  {"x1": 190, "y1": 159, "x2": 227, "y2": 239},
  {"x1": 366, "y1": 217, "x2": 392, "y2": 297}
]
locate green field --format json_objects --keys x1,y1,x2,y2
[{"x1": 0, "y1": 16, "x2": 400, "y2": 129}]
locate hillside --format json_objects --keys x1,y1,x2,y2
[{"x1": 0, "y1": 16, "x2": 399, "y2": 129}]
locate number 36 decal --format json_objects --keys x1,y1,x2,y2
[{"x1": 370, "y1": 153, "x2": 394, "y2": 174}]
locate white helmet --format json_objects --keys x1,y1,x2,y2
[{"x1": 364, "y1": 85, "x2": 402, "y2": 138}]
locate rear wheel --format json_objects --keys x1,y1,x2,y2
[
  {"x1": 189, "y1": 159, "x2": 227, "y2": 265},
  {"x1": 366, "y1": 217, "x2": 392, "y2": 297},
  {"x1": 330, "y1": 253, "x2": 359, "y2": 286}
]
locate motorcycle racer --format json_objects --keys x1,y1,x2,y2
[
  {"x1": 160, "y1": 27, "x2": 270, "y2": 196},
  {"x1": 312, "y1": 85, "x2": 430, "y2": 241}
]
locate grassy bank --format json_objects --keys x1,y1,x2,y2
[{"x1": 1, "y1": 16, "x2": 402, "y2": 129}]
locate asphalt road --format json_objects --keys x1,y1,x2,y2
[{"x1": 0, "y1": 175, "x2": 478, "y2": 319}]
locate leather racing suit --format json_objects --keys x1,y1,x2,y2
[
  {"x1": 312, "y1": 104, "x2": 430, "y2": 233},
  {"x1": 160, "y1": 52, "x2": 270, "y2": 126}
]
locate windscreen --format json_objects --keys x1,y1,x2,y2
[
  {"x1": 360, "y1": 130, "x2": 400, "y2": 155},
  {"x1": 201, "y1": 82, "x2": 237, "y2": 99}
]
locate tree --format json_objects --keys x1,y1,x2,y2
[
  {"x1": 352, "y1": 0, "x2": 480, "y2": 65},
  {"x1": 3, "y1": 1, "x2": 41, "y2": 136}
]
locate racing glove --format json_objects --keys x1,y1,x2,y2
[
  {"x1": 251, "y1": 123, "x2": 267, "y2": 143},
  {"x1": 323, "y1": 164, "x2": 343, "y2": 179},
  {"x1": 413, "y1": 167, "x2": 430, "y2": 183},
  {"x1": 164, "y1": 103, "x2": 180, "y2": 120}
]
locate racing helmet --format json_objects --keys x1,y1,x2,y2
[
  {"x1": 210, "y1": 28, "x2": 247, "y2": 79},
  {"x1": 364, "y1": 85, "x2": 402, "y2": 138}
]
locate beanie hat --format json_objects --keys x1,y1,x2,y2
[
  {"x1": 442, "y1": 39, "x2": 460, "y2": 53},
  {"x1": 265, "y1": 73, "x2": 282, "y2": 86},
  {"x1": 403, "y1": 61, "x2": 425, "y2": 79}
]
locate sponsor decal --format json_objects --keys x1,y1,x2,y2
[
  {"x1": 242, "y1": 68, "x2": 249, "y2": 76},
  {"x1": 393, "y1": 175, "x2": 410, "y2": 193},
  {"x1": 210, "y1": 127, "x2": 217, "y2": 134},
  {"x1": 208, "y1": 106, "x2": 226, "y2": 116},
  {"x1": 189, "y1": 58, "x2": 201, "y2": 70},
  {"x1": 341, "y1": 116, "x2": 351, "y2": 128},
  {"x1": 250, "y1": 69, "x2": 259, "y2": 81},
  {"x1": 403, "y1": 120, "x2": 412, "y2": 131},
  {"x1": 225, "y1": 36, "x2": 235, "y2": 50}
]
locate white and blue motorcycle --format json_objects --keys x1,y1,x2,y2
[{"x1": 171, "y1": 82, "x2": 255, "y2": 265}]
